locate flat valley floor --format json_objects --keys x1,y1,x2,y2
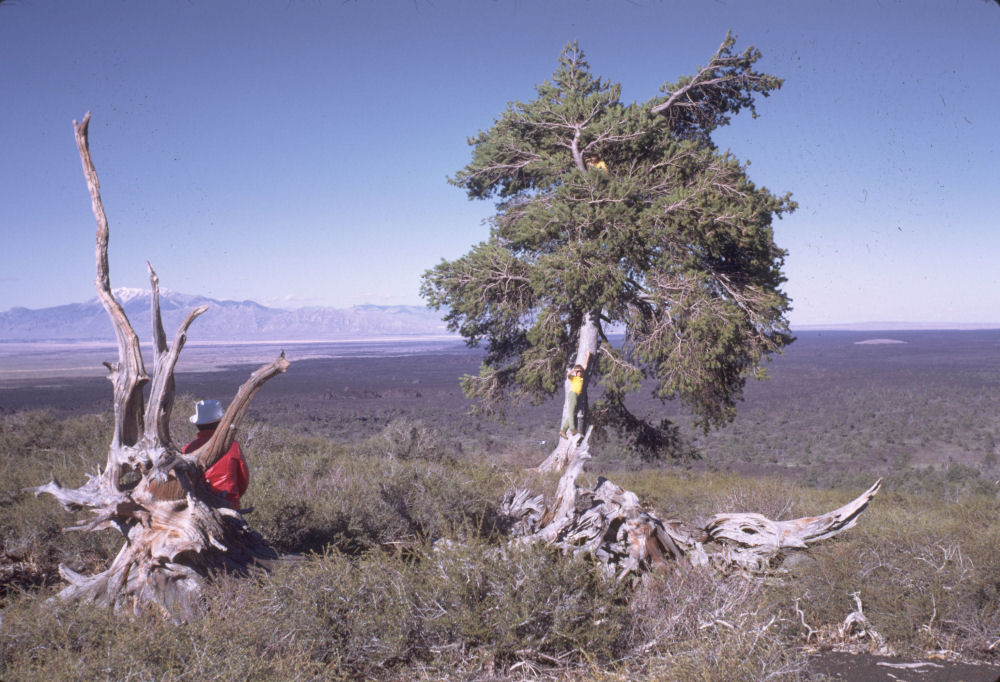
[
  {"x1": 5, "y1": 330, "x2": 1000, "y2": 482},
  {"x1": 5, "y1": 330, "x2": 1000, "y2": 681}
]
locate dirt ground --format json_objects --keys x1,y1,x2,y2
[{"x1": 807, "y1": 651, "x2": 1000, "y2": 681}]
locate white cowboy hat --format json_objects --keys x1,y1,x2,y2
[{"x1": 189, "y1": 399, "x2": 224, "y2": 425}]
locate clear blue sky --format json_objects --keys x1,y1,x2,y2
[{"x1": 1, "y1": 1, "x2": 997, "y2": 326}]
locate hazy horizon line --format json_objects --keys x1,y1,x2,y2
[
  {"x1": 791, "y1": 322, "x2": 1000, "y2": 331},
  {"x1": 5, "y1": 292, "x2": 1000, "y2": 334}
]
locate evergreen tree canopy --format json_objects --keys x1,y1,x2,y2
[{"x1": 421, "y1": 34, "x2": 795, "y2": 454}]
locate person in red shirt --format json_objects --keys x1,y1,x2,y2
[{"x1": 182, "y1": 399, "x2": 249, "y2": 508}]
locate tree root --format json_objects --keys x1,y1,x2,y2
[{"x1": 502, "y1": 428, "x2": 881, "y2": 578}]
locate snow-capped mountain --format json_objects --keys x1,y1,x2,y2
[{"x1": 0, "y1": 290, "x2": 450, "y2": 342}]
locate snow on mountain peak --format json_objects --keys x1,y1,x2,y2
[
  {"x1": 111, "y1": 287, "x2": 151, "y2": 303},
  {"x1": 110, "y1": 287, "x2": 197, "y2": 305}
]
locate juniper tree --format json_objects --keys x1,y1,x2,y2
[{"x1": 421, "y1": 33, "x2": 795, "y2": 470}]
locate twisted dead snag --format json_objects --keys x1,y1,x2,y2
[
  {"x1": 502, "y1": 428, "x2": 881, "y2": 577},
  {"x1": 27, "y1": 113, "x2": 289, "y2": 619}
]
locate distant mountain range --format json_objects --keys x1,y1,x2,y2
[
  {"x1": 5, "y1": 290, "x2": 997, "y2": 343},
  {"x1": 0, "y1": 289, "x2": 451, "y2": 342}
]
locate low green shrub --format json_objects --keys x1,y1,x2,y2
[
  {"x1": 0, "y1": 411, "x2": 119, "y2": 604},
  {"x1": 779, "y1": 489, "x2": 1000, "y2": 659},
  {"x1": 1, "y1": 542, "x2": 631, "y2": 680},
  {"x1": 357, "y1": 418, "x2": 448, "y2": 461},
  {"x1": 244, "y1": 422, "x2": 509, "y2": 555},
  {"x1": 625, "y1": 568, "x2": 809, "y2": 680},
  {"x1": 6, "y1": 409, "x2": 1000, "y2": 678}
]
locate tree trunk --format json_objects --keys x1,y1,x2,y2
[
  {"x1": 536, "y1": 312, "x2": 601, "y2": 472},
  {"x1": 505, "y1": 429, "x2": 881, "y2": 578},
  {"x1": 27, "y1": 113, "x2": 289, "y2": 620}
]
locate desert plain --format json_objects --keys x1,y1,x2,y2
[{"x1": 4, "y1": 330, "x2": 1000, "y2": 680}]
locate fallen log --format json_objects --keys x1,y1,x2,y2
[{"x1": 501, "y1": 428, "x2": 881, "y2": 577}]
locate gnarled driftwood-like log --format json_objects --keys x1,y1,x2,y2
[
  {"x1": 27, "y1": 113, "x2": 289, "y2": 619},
  {"x1": 502, "y1": 428, "x2": 881, "y2": 578}
]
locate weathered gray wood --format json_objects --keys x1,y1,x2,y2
[
  {"x1": 27, "y1": 113, "x2": 287, "y2": 619},
  {"x1": 189, "y1": 353, "x2": 290, "y2": 472},
  {"x1": 537, "y1": 315, "x2": 600, "y2": 473},
  {"x1": 75, "y1": 112, "x2": 149, "y2": 478},
  {"x1": 144, "y1": 262, "x2": 208, "y2": 446},
  {"x1": 506, "y1": 433, "x2": 880, "y2": 577}
]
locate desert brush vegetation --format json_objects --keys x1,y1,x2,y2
[
  {"x1": 3, "y1": 411, "x2": 1000, "y2": 679},
  {"x1": 4, "y1": 34, "x2": 1000, "y2": 682},
  {"x1": 25, "y1": 93, "x2": 874, "y2": 621}
]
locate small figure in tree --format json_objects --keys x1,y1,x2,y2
[
  {"x1": 183, "y1": 399, "x2": 249, "y2": 508},
  {"x1": 560, "y1": 351, "x2": 591, "y2": 438}
]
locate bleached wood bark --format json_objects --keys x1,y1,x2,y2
[
  {"x1": 504, "y1": 430, "x2": 880, "y2": 577},
  {"x1": 27, "y1": 113, "x2": 289, "y2": 619},
  {"x1": 537, "y1": 313, "x2": 600, "y2": 473}
]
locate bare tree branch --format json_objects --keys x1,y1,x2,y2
[
  {"x1": 75, "y1": 112, "x2": 148, "y2": 456},
  {"x1": 29, "y1": 113, "x2": 289, "y2": 619}
]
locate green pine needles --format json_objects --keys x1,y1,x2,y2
[{"x1": 421, "y1": 34, "x2": 795, "y2": 457}]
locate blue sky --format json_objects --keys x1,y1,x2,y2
[{"x1": 1, "y1": 0, "x2": 997, "y2": 326}]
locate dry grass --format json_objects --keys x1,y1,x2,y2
[{"x1": 2, "y1": 410, "x2": 1000, "y2": 679}]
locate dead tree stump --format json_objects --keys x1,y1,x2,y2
[{"x1": 28, "y1": 113, "x2": 289, "y2": 619}]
